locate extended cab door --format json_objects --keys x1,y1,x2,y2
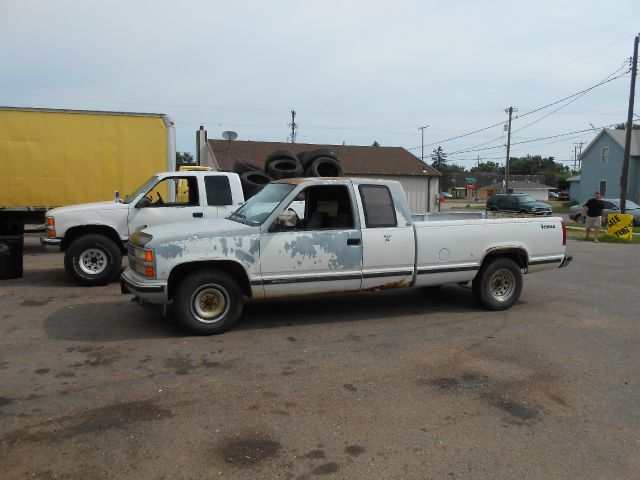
[
  {"x1": 259, "y1": 183, "x2": 363, "y2": 297},
  {"x1": 128, "y1": 175, "x2": 206, "y2": 233},
  {"x1": 357, "y1": 183, "x2": 415, "y2": 289},
  {"x1": 203, "y1": 175, "x2": 242, "y2": 219}
]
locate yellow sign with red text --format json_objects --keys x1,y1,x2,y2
[{"x1": 607, "y1": 214, "x2": 634, "y2": 241}]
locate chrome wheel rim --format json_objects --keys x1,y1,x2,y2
[
  {"x1": 489, "y1": 268, "x2": 516, "y2": 302},
  {"x1": 79, "y1": 248, "x2": 108, "y2": 275},
  {"x1": 190, "y1": 284, "x2": 230, "y2": 324}
]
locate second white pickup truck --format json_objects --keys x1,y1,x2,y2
[
  {"x1": 42, "y1": 170, "x2": 244, "y2": 285},
  {"x1": 121, "y1": 177, "x2": 572, "y2": 334}
]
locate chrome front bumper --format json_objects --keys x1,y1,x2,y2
[
  {"x1": 40, "y1": 236, "x2": 62, "y2": 248},
  {"x1": 120, "y1": 268, "x2": 168, "y2": 304}
]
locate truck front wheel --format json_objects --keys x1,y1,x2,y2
[
  {"x1": 472, "y1": 257, "x2": 523, "y2": 310},
  {"x1": 64, "y1": 234, "x2": 123, "y2": 286},
  {"x1": 173, "y1": 270, "x2": 243, "y2": 335}
]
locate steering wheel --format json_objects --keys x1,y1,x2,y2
[{"x1": 155, "y1": 192, "x2": 164, "y2": 205}]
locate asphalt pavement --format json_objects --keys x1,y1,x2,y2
[{"x1": 0, "y1": 234, "x2": 638, "y2": 479}]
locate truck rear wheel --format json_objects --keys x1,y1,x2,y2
[
  {"x1": 64, "y1": 234, "x2": 122, "y2": 286},
  {"x1": 472, "y1": 257, "x2": 522, "y2": 310},
  {"x1": 173, "y1": 270, "x2": 243, "y2": 335}
]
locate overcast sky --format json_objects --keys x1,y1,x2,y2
[{"x1": 1, "y1": 1, "x2": 638, "y2": 170}]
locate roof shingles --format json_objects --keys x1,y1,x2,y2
[{"x1": 208, "y1": 140, "x2": 439, "y2": 176}]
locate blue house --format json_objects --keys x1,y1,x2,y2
[{"x1": 577, "y1": 129, "x2": 640, "y2": 203}]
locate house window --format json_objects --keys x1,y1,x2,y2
[
  {"x1": 601, "y1": 147, "x2": 609, "y2": 164},
  {"x1": 599, "y1": 180, "x2": 607, "y2": 196}
]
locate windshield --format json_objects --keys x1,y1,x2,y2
[
  {"x1": 625, "y1": 200, "x2": 639, "y2": 209},
  {"x1": 516, "y1": 195, "x2": 537, "y2": 203},
  {"x1": 228, "y1": 183, "x2": 296, "y2": 226},
  {"x1": 121, "y1": 176, "x2": 159, "y2": 204}
]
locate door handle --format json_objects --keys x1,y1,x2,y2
[
  {"x1": 193, "y1": 212, "x2": 204, "y2": 218},
  {"x1": 347, "y1": 238, "x2": 361, "y2": 246}
]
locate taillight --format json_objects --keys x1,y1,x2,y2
[{"x1": 561, "y1": 220, "x2": 567, "y2": 246}]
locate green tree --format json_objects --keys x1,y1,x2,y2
[
  {"x1": 506, "y1": 154, "x2": 570, "y2": 187},
  {"x1": 430, "y1": 146, "x2": 447, "y2": 172},
  {"x1": 430, "y1": 146, "x2": 465, "y2": 174},
  {"x1": 614, "y1": 123, "x2": 640, "y2": 130},
  {"x1": 176, "y1": 151, "x2": 195, "y2": 169},
  {"x1": 471, "y1": 161, "x2": 501, "y2": 173},
  {"x1": 371, "y1": 141, "x2": 380, "y2": 147}
]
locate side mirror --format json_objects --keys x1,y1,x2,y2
[
  {"x1": 135, "y1": 197, "x2": 152, "y2": 208},
  {"x1": 278, "y1": 210, "x2": 298, "y2": 228}
]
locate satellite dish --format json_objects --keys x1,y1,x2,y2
[{"x1": 222, "y1": 131, "x2": 237, "y2": 141}]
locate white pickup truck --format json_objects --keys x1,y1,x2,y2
[
  {"x1": 42, "y1": 170, "x2": 244, "y2": 285},
  {"x1": 121, "y1": 177, "x2": 572, "y2": 335}
]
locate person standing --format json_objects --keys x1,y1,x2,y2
[{"x1": 583, "y1": 191, "x2": 605, "y2": 242}]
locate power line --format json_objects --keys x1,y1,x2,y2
[
  {"x1": 408, "y1": 65, "x2": 629, "y2": 153},
  {"x1": 448, "y1": 123, "x2": 617, "y2": 156}
]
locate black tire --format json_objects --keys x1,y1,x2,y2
[
  {"x1": 266, "y1": 158, "x2": 303, "y2": 179},
  {"x1": 300, "y1": 148, "x2": 339, "y2": 170},
  {"x1": 233, "y1": 159, "x2": 261, "y2": 175},
  {"x1": 173, "y1": 270, "x2": 243, "y2": 335},
  {"x1": 264, "y1": 149, "x2": 297, "y2": 171},
  {"x1": 64, "y1": 234, "x2": 123, "y2": 286},
  {"x1": 305, "y1": 157, "x2": 344, "y2": 177},
  {"x1": 240, "y1": 171, "x2": 273, "y2": 198},
  {"x1": 296, "y1": 150, "x2": 309, "y2": 165},
  {"x1": 472, "y1": 257, "x2": 523, "y2": 311},
  {"x1": 519, "y1": 209, "x2": 528, "y2": 215}
]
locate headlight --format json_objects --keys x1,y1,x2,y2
[
  {"x1": 128, "y1": 245, "x2": 156, "y2": 279},
  {"x1": 133, "y1": 247, "x2": 154, "y2": 263}
]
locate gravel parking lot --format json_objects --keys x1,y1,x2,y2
[{"x1": 0, "y1": 234, "x2": 638, "y2": 479}]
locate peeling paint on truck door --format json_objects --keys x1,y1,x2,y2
[{"x1": 259, "y1": 184, "x2": 363, "y2": 297}]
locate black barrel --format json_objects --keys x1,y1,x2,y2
[{"x1": 0, "y1": 235, "x2": 24, "y2": 279}]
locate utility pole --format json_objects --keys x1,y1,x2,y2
[
  {"x1": 289, "y1": 110, "x2": 297, "y2": 143},
  {"x1": 504, "y1": 107, "x2": 514, "y2": 193},
  {"x1": 620, "y1": 34, "x2": 638, "y2": 214},
  {"x1": 574, "y1": 142, "x2": 584, "y2": 172},
  {"x1": 419, "y1": 125, "x2": 429, "y2": 162}
]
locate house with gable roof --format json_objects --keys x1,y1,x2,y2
[
  {"x1": 200, "y1": 137, "x2": 441, "y2": 213},
  {"x1": 577, "y1": 129, "x2": 640, "y2": 203}
]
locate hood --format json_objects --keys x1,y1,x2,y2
[
  {"x1": 48, "y1": 201, "x2": 128, "y2": 216},
  {"x1": 141, "y1": 218, "x2": 259, "y2": 246},
  {"x1": 521, "y1": 201, "x2": 550, "y2": 208}
]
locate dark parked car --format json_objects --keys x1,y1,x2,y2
[
  {"x1": 569, "y1": 198, "x2": 640, "y2": 226},
  {"x1": 486, "y1": 193, "x2": 553, "y2": 216}
]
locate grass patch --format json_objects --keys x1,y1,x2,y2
[
  {"x1": 567, "y1": 225, "x2": 640, "y2": 233},
  {"x1": 567, "y1": 229, "x2": 640, "y2": 244},
  {"x1": 547, "y1": 201, "x2": 573, "y2": 213}
]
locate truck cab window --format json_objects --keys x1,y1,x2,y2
[
  {"x1": 359, "y1": 185, "x2": 396, "y2": 228},
  {"x1": 279, "y1": 185, "x2": 355, "y2": 231},
  {"x1": 205, "y1": 176, "x2": 232, "y2": 206},
  {"x1": 145, "y1": 177, "x2": 199, "y2": 206}
]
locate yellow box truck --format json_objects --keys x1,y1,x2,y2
[{"x1": 0, "y1": 106, "x2": 176, "y2": 232}]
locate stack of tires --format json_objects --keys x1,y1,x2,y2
[{"x1": 233, "y1": 148, "x2": 344, "y2": 199}]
